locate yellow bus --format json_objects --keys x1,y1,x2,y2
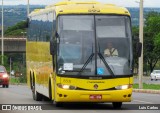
[{"x1": 27, "y1": 0, "x2": 134, "y2": 108}]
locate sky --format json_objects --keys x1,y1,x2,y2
[{"x1": 1, "y1": 0, "x2": 160, "y2": 7}]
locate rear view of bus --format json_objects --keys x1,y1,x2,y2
[{"x1": 27, "y1": 0, "x2": 133, "y2": 109}]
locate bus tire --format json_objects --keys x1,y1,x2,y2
[
  {"x1": 43, "y1": 96, "x2": 50, "y2": 101},
  {"x1": 49, "y1": 79, "x2": 52, "y2": 100},
  {"x1": 112, "y1": 102, "x2": 122, "y2": 109},
  {"x1": 32, "y1": 85, "x2": 43, "y2": 101},
  {"x1": 32, "y1": 76, "x2": 42, "y2": 101},
  {"x1": 30, "y1": 72, "x2": 33, "y2": 90},
  {"x1": 54, "y1": 101, "x2": 63, "y2": 107}
]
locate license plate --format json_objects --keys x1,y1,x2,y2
[{"x1": 89, "y1": 95, "x2": 102, "y2": 100}]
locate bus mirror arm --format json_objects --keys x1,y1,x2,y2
[
  {"x1": 26, "y1": 18, "x2": 29, "y2": 28},
  {"x1": 137, "y1": 42, "x2": 142, "y2": 57},
  {"x1": 50, "y1": 40, "x2": 55, "y2": 55}
]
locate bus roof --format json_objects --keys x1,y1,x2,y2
[{"x1": 29, "y1": 0, "x2": 130, "y2": 16}]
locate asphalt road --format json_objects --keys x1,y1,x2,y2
[{"x1": 0, "y1": 85, "x2": 160, "y2": 113}]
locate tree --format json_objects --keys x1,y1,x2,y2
[
  {"x1": 132, "y1": 26, "x2": 139, "y2": 74},
  {"x1": 144, "y1": 12, "x2": 160, "y2": 72},
  {"x1": 155, "y1": 33, "x2": 160, "y2": 50},
  {"x1": 0, "y1": 55, "x2": 9, "y2": 70},
  {"x1": 4, "y1": 20, "x2": 27, "y2": 37}
]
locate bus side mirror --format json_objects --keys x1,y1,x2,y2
[
  {"x1": 50, "y1": 40, "x2": 55, "y2": 55},
  {"x1": 137, "y1": 42, "x2": 142, "y2": 57},
  {"x1": 26, "y1": 18, "x2": 29, "y2": 28},
  {"x1": 50, "y1": 31, "x2": 59, "y2": 55}
]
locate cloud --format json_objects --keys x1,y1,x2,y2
[
  {"x1": 2, "y1": 0, "x2": 56, "y2": 5},
  {"x1": 1, "y1": 0, "x2": 160, "y2": 7}
]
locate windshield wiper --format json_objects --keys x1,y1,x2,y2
[
  {"x1": 78, "y1": 53, "x2": 94, "y2": 75},
  {"x1": 98, "y1": 43, "x2": 115, "y2": 76},
  {"x1": 78, "y1": 44, "x2": 94, "y2": 75},
  {"x1": 98, "y1": 53, "x2": 115, "y2": 76},
  {"x1": 78, "y1": 43, "x2": 115, "y2": 76}
]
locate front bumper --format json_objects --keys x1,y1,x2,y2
[
  {"x1": 55, "y1": 88, "x2": 132, "y2": 102},
  {"x1": 0, "y1": 78, "x2": 9, "y2": 85}
]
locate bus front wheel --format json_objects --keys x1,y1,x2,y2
[
  {"x1": 112, "y1": 102, "x2": 122, "y2": 109},
  {"x1": 53, "y1": 101, "x2": 63, "y2": 107}
]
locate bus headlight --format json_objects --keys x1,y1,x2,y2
[
  {"x1": 115, "y1": 84, "x2": 132, "y2": 90},
  {"x1": 57, "y1": 84, "x2": 77, "y2": 90}
]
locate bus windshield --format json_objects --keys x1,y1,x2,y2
[{"x1": 57, "y1": 15, "x2": 132, "y2": 76}]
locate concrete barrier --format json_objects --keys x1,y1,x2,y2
[{"x1": 133, "y1": 89, "x2": 160, "y2": 94}]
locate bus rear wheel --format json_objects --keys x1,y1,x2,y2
[
  {"x1": 112, "y1": 102, "x2": 122, "y2": 109},
  {"x1": 32, "y1": 77, "x2": 42, "y2": 101},
  {"x1": 32, "y1": 85, "x2": 43, "y2": 101}
]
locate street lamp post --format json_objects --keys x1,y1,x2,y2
[
  {"x1": 138, "y1": 0, "x2": 144, "y2": 89},
  {"x1": 27, "y1": 0, "x2": 30, "y2": 16},
  {"x1": 1, "y1": 0, "x2": 4, "y2": 65}
]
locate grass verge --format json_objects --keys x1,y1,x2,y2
[
  {"x1": 133, "y1": 83, "x2": 160, "y2": 90},
  {"x1": 10, "y1": 78, "x2": 20, "y2": 84}
]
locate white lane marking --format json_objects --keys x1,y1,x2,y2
[{"x1": 133, "y1": 100, "x2": 153, "y2": 104}]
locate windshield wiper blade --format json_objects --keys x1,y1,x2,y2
[
  {"x1": 78, "y1": 43, "x2": 94, "y2": 75},
  {"x1": 98, "y1": 52, "x2": 115, "y2": 76},
  {"x1": 78, "y1": 53, "x2": 94, "y2": 75}
]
